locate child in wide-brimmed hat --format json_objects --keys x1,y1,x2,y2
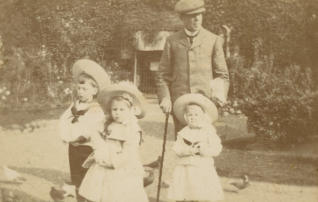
[
  {"x1": 79, "y1": 81, "x2": 149, "y2": 202},
  {"x1": 58, "y1": 59, "x2": 110, "y2": 202},
  {"x1": 169, "y1": 93, "x2": 224, "y2": 202}
]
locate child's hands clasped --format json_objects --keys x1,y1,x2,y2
[
  {"x1": 94, "y1": 149, "x2": 108, "y2": 165},
  {"x1": 94, "y1": 150, "x2": 105, "y2": 163},
  {"x1": 191, "y1": 142, "x2": 201, "y2": 155}
]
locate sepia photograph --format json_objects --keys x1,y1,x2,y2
[{"x1": 0, "y1": 0, "x2": 317, "y2": 201}]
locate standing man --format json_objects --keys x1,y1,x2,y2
[{"x1": 155, "y1": 0, "x2": 229, "y2": 137}]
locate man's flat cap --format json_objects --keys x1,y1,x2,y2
[{"x1": 175, "y1": 0, "x2": 206, "y2": 15}]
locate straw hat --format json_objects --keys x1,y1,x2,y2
[
  {"x1": 175, "y1": 0, "x2": 206, "y2": 15},
  {"x1": 173, "y1": 93, "x2": 218, "y2": 124},
  {"x1": 72, "y1": 59, "x2": 110, "y2": 90},
  {"x1": 98, "y1": 81, "x2": 146, "y2": 119}
]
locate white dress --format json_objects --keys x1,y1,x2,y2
[
  {"x1": 168, "y1": 125, "x2": 224, "y2": 201},
  {"x1": 79, "y1": 121, "x2": 148, "y2": 202}
]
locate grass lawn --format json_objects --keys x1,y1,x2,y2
[{"x1": 0, "y1": 104, "x2": 318, "y2": 201}]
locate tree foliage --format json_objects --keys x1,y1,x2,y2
[{"x1": 0, "y1": 0, "x2": 317, "y2": 142}]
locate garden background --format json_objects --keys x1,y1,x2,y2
[
  {"x1": 0, "y1": 0, "x2": 318, "y2": 201},
  {"x1": 1, "y1": 0, "x2": 317, "y2": 145}
]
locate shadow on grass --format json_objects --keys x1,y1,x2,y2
[
  {"x1": 141, "y1": 120, "x2": 318, "y2": 186},
  {"x1": 0, "y1": 107, "x2": 65, "y2": 131},
  {"x1": 140, "y1": 116, "x2": 254, "y2": 149},
  {"x1": 11, "y1": 167, "x2": 69, "y2": 185},
  {"x1": 0, "y1": 187, "x2": 47, "y2": 202},
  {"x1": 0, "y1": 167, "x2": 69, "y2": 202},
  {"x1": 140, "y1": 121, "x2": 176, "y2": 141},
  {"x1": 222, "y1": 136, "x2": 256, "y2": 150},
  {"x1": 215, "y1": 148, "x2": 318, "y2": 186},
  {"x1": 2, "y1": 109, "x2": 318, "y2": 187}
]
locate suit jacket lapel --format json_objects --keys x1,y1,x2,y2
[
  {"x1": 191, "y1": 29, "x2": 205, "y2": 49},
  {"x1": 177, "y1": 28, "x2": 206, "y2": 49},
  {"x1": 177, "y1": 31, "x2": 191, "y2": 48}
]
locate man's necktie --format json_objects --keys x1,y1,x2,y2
[{"x1": 186, "y1": 32, "x2": 199, "y2": 45}]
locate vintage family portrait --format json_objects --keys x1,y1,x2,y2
[{"x1": 0, "y1": 0, "x2": 317, "y2": 201}]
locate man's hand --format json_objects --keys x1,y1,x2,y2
[{"x1": 159, "y1": 97, "x2": 172, "y2": 114}]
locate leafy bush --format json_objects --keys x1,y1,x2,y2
[
  {"x1": 0, "y1": 0, "x2": 317, "y2": 138},
  {"x1": 228, "y1": 56, "x2": 318, "y2": 143},
  {"x1": 0, "y1": 0, "x2": 175, "y2": 110},
  {"x1": 0, "y1": 48, "x2": 130, "y2": 110}
]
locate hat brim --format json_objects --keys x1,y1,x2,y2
[
  {"x1": 72, "y1": 59, "x2": 110, "y2": 90},
  {"x1": 98, "y1": 83, "x2": 146, "y2": 119},
  {"x1": 173, "y1": 93, "x2": 218, "y2": 125},
  {"x1": 182, "y1": 7, "x2": 206, "y2": 15}
]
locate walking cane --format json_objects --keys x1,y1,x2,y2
[{"x1": 156, "y1": 113, "x2": 170, "y2": 202}]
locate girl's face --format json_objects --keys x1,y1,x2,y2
[
  {"x1": 76, "y1": 75, "x2": 98, "y2": 103},
  {"x1": 184, "y1": 104, "x2": 204, "y2": 128},
  {"x1": 110, "y1": 100, "x2": 133, "y2": 124}
]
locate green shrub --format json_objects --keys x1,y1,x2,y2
[
  {"x1": 229, "y1": 57, "x2": 318, "y2": 144},
  {"x1": 0, "y1": 47, "x2": 128, "y2": 110},
  {"x1": 0, "y1": 0, "x2": 317, "y2": 119}
]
